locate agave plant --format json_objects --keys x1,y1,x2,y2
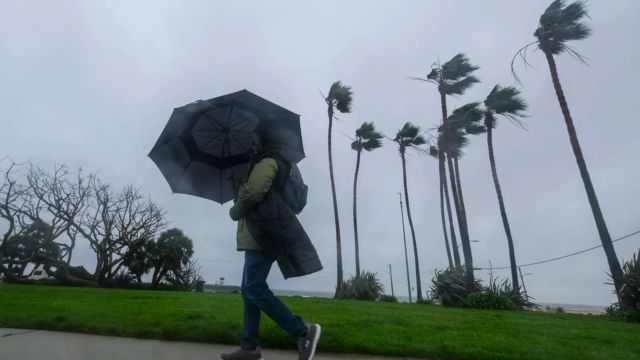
[
  {"x1": 339, "y1": 271, "x2": 384, "y2": 301},
  {"x1": 609, "y1": 250, "x2": 640, "y2": 320},
  {"x1": 430, "y1": 267, "x2": 480, "y2": 307}
]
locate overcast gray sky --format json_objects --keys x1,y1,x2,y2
[{"x1": 1, "y1": 0, "x2": 639, "y2": 306}]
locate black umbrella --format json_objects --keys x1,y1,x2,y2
[{"x1": 149, "y1": 89, "x2": 304, "y2": 204}]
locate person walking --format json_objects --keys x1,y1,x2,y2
[{"x1": 221, "y1": 129, "x2": 323, "y2": 360}]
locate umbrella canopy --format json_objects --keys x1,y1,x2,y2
[{"x1": 149, "y1": 89, "x2": 304, "y2": 204}]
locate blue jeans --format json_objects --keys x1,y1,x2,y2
[{"x1": 241, "y1": 250, "x2": 306, "y2": 350}]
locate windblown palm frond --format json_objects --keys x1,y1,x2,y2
[
  {"x1": 444, "y1": 76, "x2": 480, "y2": 95},
  {"x1": 484, "y1": 85, "x2": 528, "y2": 129},
  {"x1": 534, "y1": 0, "x2": 591, "y2": 55},
  {"x1": 414, "y1": 53, "x2": 479, "y2": 96},
  {"x1": 394, "y1": 122, "x2": 426, "y2": 150},
  {"x1": 429, "y1": 145, "x2": 439, "y2": 158},
  {"x1": 438, "y1": 129, "x2": 469, "y2": 159},
  {"x1": 465, "y1": 123, "x2": 487, "y2": 135},
  {"x1": 439, "y1": 54, "x2": 480, "y2": 95},
  {"x1": 327, "y1": 81, "x2": 354, "y2": 113},
  {"x1": 438, "y1": 103, "x2": 485, "y2": 158},
  {"x1": 448, "y1": 102, "x2": 484, "y2": 126},
  {"x1": 352, "y1": 122, "x2": 383, "y2": 152}
]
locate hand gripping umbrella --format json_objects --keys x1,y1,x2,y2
[{"x1": 148, "y1": 90, "x2": 304, "y2": 204}]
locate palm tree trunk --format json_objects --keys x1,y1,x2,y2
[
  {"x1": 448, "y1": 155, "x2": 474, "y2": 285},
  {"x1": 353, "y1": 150, "x2": 362, "y2": 277},
  {"x1": 447, "y1": 156, "x2": 470, "y2": 259},
  {"x1": 543, "y1": 49, "x2": 625, "y2": 303},
  {"x1": 440, "y1": 179, "x2": 453, "y2": 268},
  {"x1": 401, "y1": 149, "x2": 423, "y2": 302},
  {"x1": 398, "y1": 194, "x2": 413, "y2": 303},
  {"x1": 438, "y1": 91, "x2": 456, "y2": 268},
  {"x1": 486, "y1": 120, "x2": 520, "y2": 294},
  {"x1": 151, "y1": 264, "x2": 161, "y2": 289},
  {"x1": 328, "y1": 105, "x2": 344, "y2": 297},
  {"x1": 441, "y1": 152, "x2": 461, "y2": 267},
  {"x1": 439, "y1": 90, "x2": 461, "y2": 268}
]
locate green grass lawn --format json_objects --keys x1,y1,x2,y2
[{"x1": 0, "y1": 284, "x2": 638, "y2": 360}]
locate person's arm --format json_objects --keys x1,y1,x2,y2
[{"x1": 229, "y1": 158, "x2": 278, "y2": 221}]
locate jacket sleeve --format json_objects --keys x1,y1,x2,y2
[{"x1": 229, "y1": 158, "x2": 278, "y2": 221}]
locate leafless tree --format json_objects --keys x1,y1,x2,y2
[
  {"x1": 2, "y1": 160, "x2": 166, "y2": 286},
  {"x1": 0, "y1": 160, "x2": 30, "y2": 281}
]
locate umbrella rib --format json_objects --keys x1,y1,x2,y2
[
  {"x1": 200, "y1": 132, "x2": 225, "y2": 151},
  {"x1": 220, "y1": 135, "x2": 230, "y2": 157},
  {"x1": 203, "y1": 112, "x2": 225, "y2": 129},
  {"x1": 175, "y1": 160, "x2": 193, "y2": 193},
  {"x1": 225, "y1": 105, "x2": 233, "y2": 128},
  {"x1": 229, "y1": 116, "x2": 255, "y2": 129},
  {"x1": 226, "y1": 137, "x2": 232, "y2": 157},
  {"x1": 228, "y1": 132, "x2": 251, "y2": 153}
]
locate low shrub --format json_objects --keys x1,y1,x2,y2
[
  {"x1": 461, "y1": 291, "x2": 516, "y2": 310},
  {"x1": 337, "y1": 271, "x2": 384, "y2": 301},
  {"x1": 431, "y1": 268, "x2": 537, "y2": 310},
  {"x1": 416, "y1": 298, "x2": 434, "y2": 305},
  {"x1": 607, "y1": 249, "x2": 640, "y2": 322},
  {"x1": 430, "y1": 267, "x2": 479, "y2": 307},
  {"x1": 486, "y1": 276, "x2": 538, "y2": 310},
  {"x1": 606, "y1": 304, "x2": 640, "y2": 322},
  {"x1": 378, "y1": 294, "x2": 398, "y2": 303}
]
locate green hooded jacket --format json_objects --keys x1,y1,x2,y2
[{"x1": 229, "y1": 158, "x2": 278, "y2": 251}]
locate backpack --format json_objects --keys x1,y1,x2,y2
[{"x1": 277, "y1": 159, "x2": 308, "y2": 215}]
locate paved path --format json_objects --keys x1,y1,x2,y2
[{"x1": 0, "y1": 328, "x2": 421, "y2": 360}]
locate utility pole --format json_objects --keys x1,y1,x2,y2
[
  {"x1": 388, "y1": 264, "x2": 395, "y2": 298},
  {"x1": 399, "y1": 193, "x2": 412, "y2": 303}
]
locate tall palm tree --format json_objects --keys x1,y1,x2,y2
[
  {"x1": 429, "y1": 145, "x2": 456, "y2": 268},
  {"x1": 325, "y1": 81, "x2": 353, "y2": 297},
  {"x1": 483, "y1": 85, "x2": 527, "y2": 295},
  {"x1": 518, "y1": 0, "x2": 626, "y2": 303},
  {"x1": 412, "y1": 54, "x2": 479, "y2": 270},
  {"x1": 351, "y1": 122, "x2": 383, "y2": 277},
  {"x1": 439, "y1": 103, "x2": 485, "y2": 285},
  {"x1": 394, "y1": 122, "x2": 427, "y2": 302}
]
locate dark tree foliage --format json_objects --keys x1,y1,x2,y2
[{"x1": 150, "y1": 228, "x2": 194, "y2": 289}]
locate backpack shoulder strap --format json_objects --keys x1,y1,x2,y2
[{"x1": 267, "y1": 155, "x2": 290, "y2": 191}]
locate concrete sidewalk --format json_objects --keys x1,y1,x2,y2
[{"x1": 0, "y1": 328, "x2": 420, "y2": 360}]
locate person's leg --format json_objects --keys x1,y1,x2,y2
[
  {"x1": 242, "y1": 250, "x2": 306, "y2": 338},
  {"x1": 240, "y1": 254, "x2": 262, "y2": 350}
]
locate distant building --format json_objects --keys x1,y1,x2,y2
[
  {"x1": 27, "y1": 265, "x2": 53, "y2": 281},
  {"x1": 203, "y1": 283, "x2": 240, "y2": 293}
]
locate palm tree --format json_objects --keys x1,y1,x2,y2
[
  {"x1": 412, "y1": 54, "x2": 479, "y2": 270},
  {"x1": 439, "y1": 103, "x2": 485, "y2": 285},
  {"x1": 351, "y1": 122, "x2": 383, "y2": 277},
  {"x1": 394, "y1": 122, "x2": 427, "y2": 302},
  {"x1": 516, "y1": 0, "x2": 627, "y2": 304},
  {"x1": 483, "y1": 85, "x2": 527, "y2": 295},
  {"x1": 325, "y1": 81, "x2": 353, "y2": 297},
  {"x1": 429, "y1": 145, "x2": 455, "y2": 268}
]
